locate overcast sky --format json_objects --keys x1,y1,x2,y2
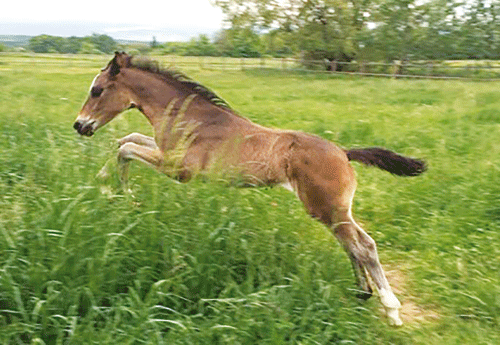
[{"x1": 0, "y1": 0, "x2": 226, "y2": 42}]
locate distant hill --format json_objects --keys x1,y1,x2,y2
[
  {"x1": 0, "y1": 35, "x2": 160, "y2": 50},
  {"x1": 0, "y1": 35, "x2": 32, "y2": 47}
]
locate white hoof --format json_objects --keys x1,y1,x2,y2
[
  {"x1": 386, "y1": 307, "x2": 403, "y2": 326},
  {"x1": 380, "y1": 289, "x2": 401, "y2": 309},
  {"x1": 379, "y1": 288, "x2": 403, "y2": 326}
]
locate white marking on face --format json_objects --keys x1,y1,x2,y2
[{"x1": 89, "y1": 74, "x2": 99, "y2": 92}]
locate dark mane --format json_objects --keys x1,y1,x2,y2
[{"x1": 130, "y1": 57, "x2": 232, "y2": 110}]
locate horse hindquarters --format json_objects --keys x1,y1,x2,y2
[{"x1": 285, "y1": 143, "x2": 403, "y2": 326}]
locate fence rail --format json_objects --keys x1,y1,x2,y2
[{"x1": 2, "y1": 53, "x2": 500, "y2": 80}]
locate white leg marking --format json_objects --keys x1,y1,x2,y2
[
  {"x1": 281, "y1": 181, "x2": 300, "y2": 198},
  {"x1": 281, "y1": 181, "x2": 294, "y2": 192},
  {"x1": 379, "y1": 288, "x2": 403, "y2": 326},
  {"x1": 345, "y1": 202, "x2": 403, "y2": 326}
]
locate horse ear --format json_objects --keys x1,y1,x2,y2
[
  {"x1": 116, "y1": 52, "x2": 131, "y2": 67},
  {"x1": 109, "y1": 55, "x2": 121, "y2": 77},
  {"x1": 109, "y1": 52, "x2": 131, "y2": 77}
]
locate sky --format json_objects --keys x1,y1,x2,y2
[{"x1": 0, "y1": 0, "x2": 226, "y2": 42}]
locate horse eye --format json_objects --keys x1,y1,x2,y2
[{"x1": 91, "y1": 86, "x2": 104, "y2": 98}]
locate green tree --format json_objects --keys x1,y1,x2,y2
[
  {"x1": 60, "y1": 36, "x2": 83, "y2": 54},
  {"x1": 162, "y1": 41, "x2": 189, "y2": 55},
  {"x1": 213, "y1": 0, "x2": 500, "y2": 63},
  {"x1": 458, "y1": 0, "x2": 500, "y2": 59},
  {"x1": 78, "y1": 41, "x2": 101, "y2": 54},
  {"x1": 151, "y1": 36, "x2": 158, "y2": 49},
  {"x1": 214, "y1": 28, "x2": 263, "y2": 57},
  {"x1": 86, "y1": 34, "x2": 117, "y2": 54},
  {"x1": 262, "y1": 29, "x2": 296, "y2": 57},
  {"x1": 184, "y1": 34, "x2": 219, "y2": 56},
  {"x1": 29, "y1": 35, "x2": 64, "y2": 53},
  {"x1": 363, "y1": 0, "x2": 428, "y2": 61},
  {"x1": 213, "y1": 0, "x2": 370, "y2": 65},
  {"x1": 28, "y1": 34, "x2": 117, "y2": 54}
]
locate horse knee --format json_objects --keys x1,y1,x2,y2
[
  {"x1": 118, "y1": 142, "x2": 135, "y2": 162},
  {"x1": 118, "y1": 133, "x2": 156, "y2": 149},
  {"x1": 118, "y1": 133, "x2": 140, "y2": 147}
]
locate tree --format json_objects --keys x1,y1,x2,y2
[
  {"x1": 151, "y1": 36, "x2": 158, "y2": 49},
  {"x1": 78, "y1": 42, "x2": 102, "y2": 55},
  {"x1": 29, "y1": 35, "x2": 64, "y2": 53},
  {"x1": 213, "y1": 0, "x2": 370, "y2": 66},
  {"x1": 60, "y1": 36, "x2": 83, "y2": 54},
  {"x1": 28, "y1": 34, "x2": 118, "y2": 55},
  {"x1": 184, "y1": 34, "x2": 219, "y2": 56},
  {"x1": 214, "y1": 28, "x2": 263, "y2": 57},
  {"x1": 213, "y1": 0, "x2": 500, "y2": 63},
  {"x1": 86, "y1": 34, "x2": 117, "y2": 54}
]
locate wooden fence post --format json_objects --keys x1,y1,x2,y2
[
  {"x1": 331, "y1": 60, "x2": 337, "y2": 72},
  {"x1": 392, "y1": 61, "x2": 400, "y2": 78}
]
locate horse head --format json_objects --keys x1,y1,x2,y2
[{"x1": 74, "y1": 52, "x2": 135, "y2": 136}]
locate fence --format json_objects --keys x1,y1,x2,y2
[
  {"x1": 2, "y1": 53, "x2": 500, "y2": 80},
  {"x1": 151, "y1": 55, "x2": 500, "y2": 80}
]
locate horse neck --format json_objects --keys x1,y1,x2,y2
[{"x1": 125, "y1": 69, "x2": 217, "y2": 134}]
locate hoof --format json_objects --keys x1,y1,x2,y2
[
  {"x1": 386, "y1": 307, "x2": 403, "y2": 327},
  {"x1": 356, "y1": 290, "x2": 373, "y2": 301},
  {"x1": 355, "y1": 284, "x2": 373, "y2": 300}
]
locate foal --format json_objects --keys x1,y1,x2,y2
[{"x1": 74, "y1": 52, "x2": 426, "y2": 325}]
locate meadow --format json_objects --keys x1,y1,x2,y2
[{"x1": 0, "y1": 54, "x2": 499, "y2": 344}]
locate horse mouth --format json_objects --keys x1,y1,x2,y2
[{"x1": 73, "y1": 120, "x2": 95, "y2": 136}]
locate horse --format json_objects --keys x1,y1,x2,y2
[{"x1": 74, "y1": 52, "x2": 426, "y2": 326}]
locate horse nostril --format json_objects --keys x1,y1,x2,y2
[{"x1": 73, "y1": 120, "x2": 95, "y2": 136}]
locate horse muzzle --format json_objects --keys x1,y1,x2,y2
[{"x1": 73, "y1": 119, "x2": 96, "y2": 136}]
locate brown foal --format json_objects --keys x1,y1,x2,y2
[{"x1": 74, "y1": 52, "x2": 426, "y2": 325}]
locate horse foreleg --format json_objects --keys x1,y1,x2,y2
[
  {"x1": 98, "y1": 133, "x2": 159, "y2": 183},
  {"x1": 117, "y1": 142, "x2": 163, "y2": 191},
  {"x1": 118, "y1": 132, "x2": 158, "y2": 149}
]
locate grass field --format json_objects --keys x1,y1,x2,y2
[{"x1": 1, "y1": 54, "x2": 499, "y2": 344}]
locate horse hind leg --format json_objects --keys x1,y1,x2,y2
[
  {"x1": 333, "y1": 214, "x2": 402, "y2": 326},
  {"x1": 287, "y1": 151, "x2": 402, "y2": 325},
  {"x1": 348, "y1": 251, "x2": 373, "y2": 300}
]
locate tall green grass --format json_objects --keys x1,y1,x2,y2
[{"x1": 1, "y1": 55, "x2": 499, "y2": 344}]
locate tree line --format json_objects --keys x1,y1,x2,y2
[
  {"x1": 24, "y1": 32, "x2": 289, "y2": 58},
  {"x1": 23, "y1": 0, "x2": 500, "y2": 64},
  {"x1": 28, "y1": 34, "x2": 118, "y2": 54},
  {"x1": 212, "y1": 0, "x2": 500, "y2": 64}
]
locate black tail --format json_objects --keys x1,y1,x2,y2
[{"x1": 346, "y1": 147, "x2": 426, "y2": 177}]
